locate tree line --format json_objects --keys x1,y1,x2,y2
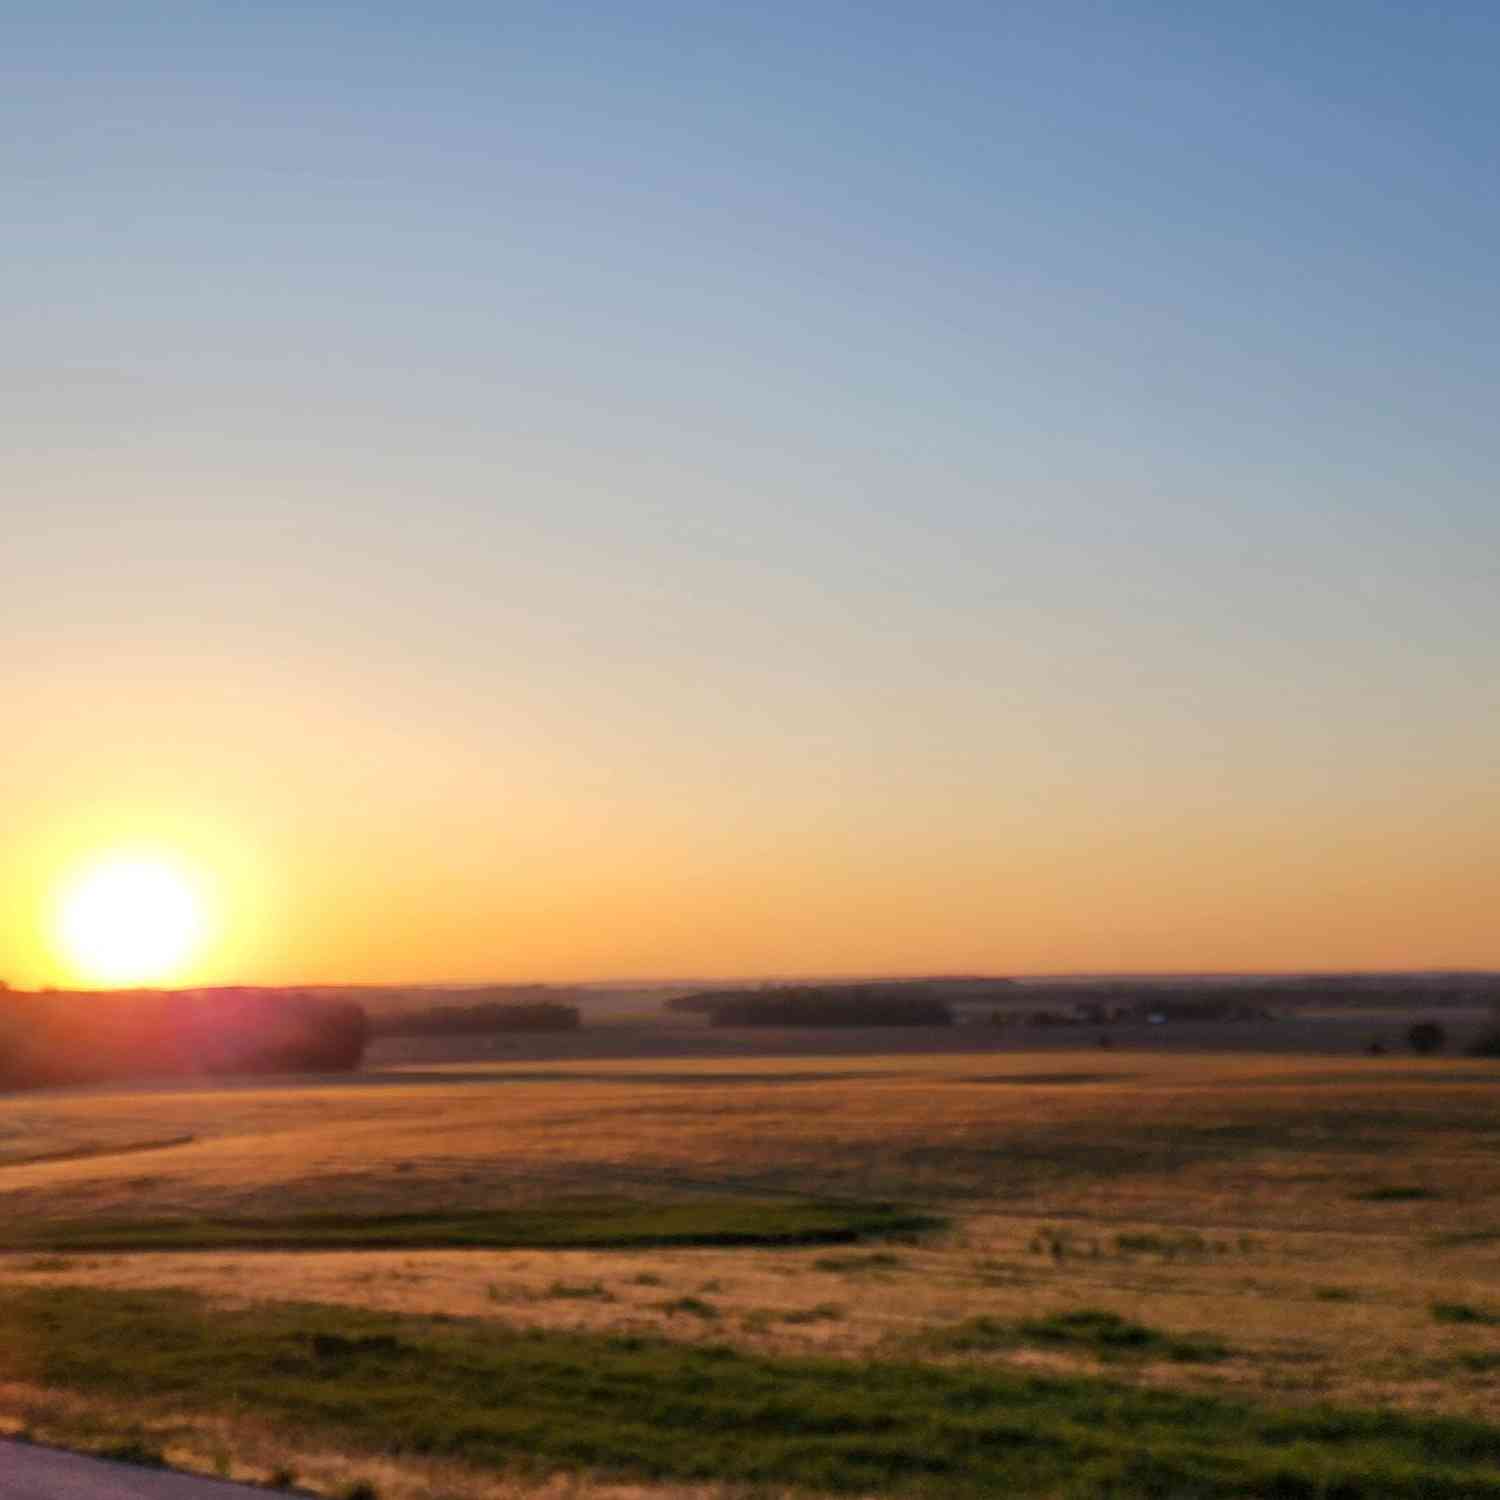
[
  {"x1": 0, "y1": 988, "x2": 368, "y2": 1091},
  {"x1": 670, "y1": 982, "x2": 960, "y2": 1027},
  {"x1": 373, "y1": 1000, "x2": 581, "y2": 1037}
]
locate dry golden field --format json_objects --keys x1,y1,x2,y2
[{"x1": 4, "y1": 1048, "x2": 1500, "y2": 1495}]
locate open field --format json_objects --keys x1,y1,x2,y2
[{"x1": 4, "y1": 1047, "x2": 1500, "y2": 1495}]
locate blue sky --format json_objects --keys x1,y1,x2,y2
[{"x1": 5, "y1": 2, "x2": 1497, "y2": 981}]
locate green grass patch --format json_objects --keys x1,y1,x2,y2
[
  {"x1": 921, "y1": 1314, "x2": 1014, "y2": 1352},
  {"x1": 1112, "y1": 1231, "x2": 1238, "y2": 1260},
  {"x1": 926, "y1": 1308, "x2": 1230, "y2": 1365},
  {"x1": 1431, "y1": 1301, "x2": 1500, "y2": 1326},
  {"x1": 812, "y1": 1250, "x2": 905, "y2": 1273},
  {"x1": 6, "y1": 1285, "x2": 1500, "y2": 1497},
  {"x1": 0, "y1": 1197, "x2": 941, "y2": 1253},
  {"x1": 657, "y1": 1295, "x2": 719, "y2": 1320},
  {"x1": 543, "y1": 1281, "x2": 614, "y2": 1302},
  {"x1": 1352, "y1": 1186, "x2": 1437, "y2": 1202},
  {"x1": 1018, "y1": 1309, "x2": 1230, "y2": 1364}
]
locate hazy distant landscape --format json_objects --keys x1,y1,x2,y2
[{"x1": 361, "y1": 970, "x2": 1500, "y2": 1064}]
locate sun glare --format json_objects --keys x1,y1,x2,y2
[{"x1": 55, "y1": 853, "x2": 208, "y2": 987}]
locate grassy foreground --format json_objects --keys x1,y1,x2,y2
[
  {"x1": 0, "y1": 1197, "x2": 939, "y2": 1253},
  {"x1": 7, "y1": 1284, "x2": 1500, "y2": 1499}
]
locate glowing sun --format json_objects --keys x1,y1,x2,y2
[{"x1": 55, "y1": 854, "x2": 208, "y2": 986}]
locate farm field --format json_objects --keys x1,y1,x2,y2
[{"x1": 4, "y1": 1046, "x2": 1500, "y2": 1497}]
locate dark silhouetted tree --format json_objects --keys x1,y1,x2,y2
[{"x1": 1406, "y1": 1021, "x2": 1447, "y2": 1056}]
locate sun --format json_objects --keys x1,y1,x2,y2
[{"x1": 54, "y1": 853, "x2": 209, "y2": 987}]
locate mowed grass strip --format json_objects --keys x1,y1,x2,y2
[
  {"x1": 0, "y1": 1197, "x2": 940, "y2": 1253},
  {"x1": 7, "y1": 1286, "x2": 1500, "y2": 1498}
]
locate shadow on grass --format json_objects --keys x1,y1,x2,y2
[{"x1": 0, "y1": 1197, "x2": 943, "y2": 1254}]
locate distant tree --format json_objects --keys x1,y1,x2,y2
[
  {"x1": 190, "y1": 992, "x2": 369, "y2": 1074},
  {"x1": 705, "y1": 984, "x2": 953, "y2": 1028},
  {"x1": 0, "y1": 988, "x2": 368, "y2": 1091},
  {"x1": 1406, "y1": 1021, "x2": 1447, "y2": 1056},
  {"x1": 376, "y1": 1001, "x2": 579, "y2": 1037}
]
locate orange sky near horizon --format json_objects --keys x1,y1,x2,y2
[{"x1": 3, "y1": 640, "x2": 1494, "y2": 990}]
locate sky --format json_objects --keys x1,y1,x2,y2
[{"x1": 4, "y1": 1, "x2": 1497, "y2": 987}]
